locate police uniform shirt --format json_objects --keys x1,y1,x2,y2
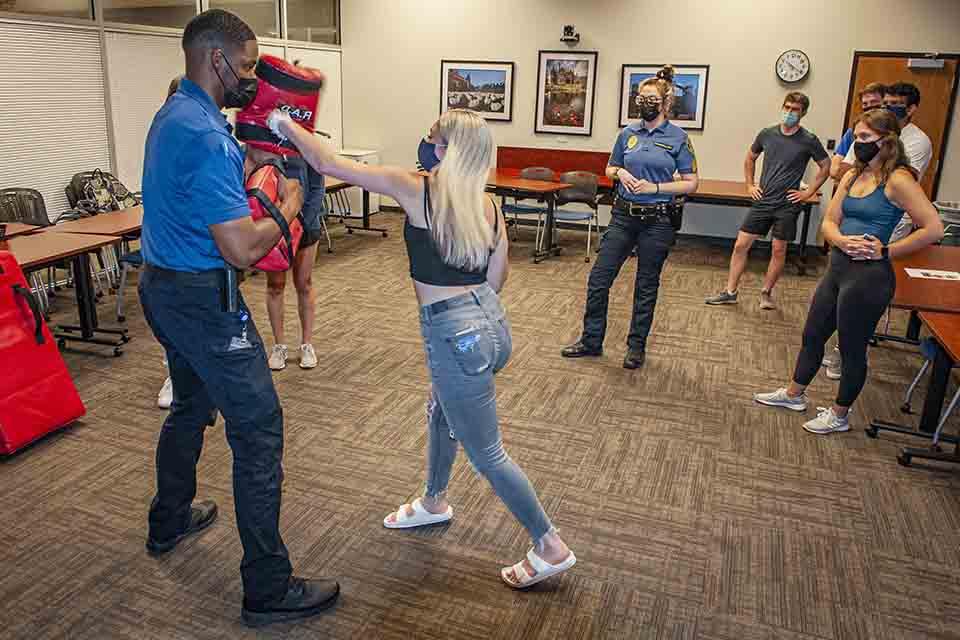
[
  {"x1": 608, "y1": 121, "x2": 697, "y2": 205},
  {"x1": 141, "y1": 77, "x2": 250, "y2": 273}
]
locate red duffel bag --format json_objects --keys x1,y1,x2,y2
[
  {"x1": 247, "y1": 159, "x2": 303, "y2": 272},
  {"x1": 0, "y1": 251, "x2": 85, "y2": 454}
]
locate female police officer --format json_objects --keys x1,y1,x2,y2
[{"x1": 561, "y1": 66, "x2": 699, "y2": 368}]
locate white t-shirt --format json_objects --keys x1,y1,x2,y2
[{"x1": 843, "y1": 122, "x2": 932, "y2": 178}]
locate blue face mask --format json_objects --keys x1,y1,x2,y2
[
  {"x1": 417, "y1": 138, "x2": 439, "y2": 172},
  {"x1": 886, "y1": 104, "x2": 909, "y2": 120},
  {"x1": 781, "y1": 110, "x2": 801, "y2": 128}
]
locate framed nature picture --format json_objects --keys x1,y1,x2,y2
[
  {"x1": 440, "y1": 60, "x2": 515, "y2": 122},
  {"x1": 535, "y1": 50, "x2": 598, "y2": 136},
  {"x1": 619, "y1": 64, "x2": 710, "y2": 130}
]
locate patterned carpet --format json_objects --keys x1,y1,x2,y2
[{"x1": 2, "y1": 212, "x2": 959, "y2": 640}]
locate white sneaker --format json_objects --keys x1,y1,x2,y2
[
  {"x1": 753, "y1": 387, "x2": 808, "y2": 411},
  {"x1": 299, "y1": 344, "x2": 318, "y2": 369},
  {"x1": 822, "y1": 347, "x2": 841, "y2": 380},
  {"x1": 268, "y1": 344, "x2": 288, "y2": 371},
  {"x1": 157, "y1": 377, "x2": 173, "y2": 410},
  {"x1": 803, "y1": 407, "x2": 850, "y2": 434}
]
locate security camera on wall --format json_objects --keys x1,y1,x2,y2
[{"x1": 561, "y1": 25, "x2": 580, "y2": 45}]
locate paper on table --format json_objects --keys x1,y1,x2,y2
[{"x1": 904, "y1": 268, "x2": 960, "y2": 281}]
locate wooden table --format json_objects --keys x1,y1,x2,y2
[
  {"x1": 872, "y1": 245, "x2": 960, "y2": 345},
  {"x1": 2, "y1": 222, "x2": 45, "y2": 238},
  {"x1": 892, "y1": 245, "x2": 960, "y2": 314},
  {"x1": 486, "y1": 169, "x2": 571, "y2": 263},
  {"x1": 688, "y1": 179, "x2": 821, "y2": 276},
  {"x1": 3, "y1": 232, "x2": 129, "y2": 355},
  {"x1": 868, "y1": 311, "x2": 960, "y2": 467},
  {"x1": 48, "y1": 206, "x2": 143, "y2": 237}
]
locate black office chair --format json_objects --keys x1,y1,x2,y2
[{"x1": 0, "y1": 188, "x2": 84, "y2": 311}]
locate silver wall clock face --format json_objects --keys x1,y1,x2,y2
[{"x1": 776, "y1": 49, "x2": 810, "y2": 83}]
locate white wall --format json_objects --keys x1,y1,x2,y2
[{"x1": 340, "y1": 0, "x2": 960, "y2": 240}]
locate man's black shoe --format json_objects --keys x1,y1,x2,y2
[
  {"x1": 146, "y1": 500, "x2": 218, "y2": 556},
  {"x1": 561, "y1": 341, "x2": 602, "y2": 358},
  {"x1": 623, "y1": 348, "x2": 646, "y2": 369},
  {"x1": 241, "y1": 577, "x2": 341, "y2": 628}
]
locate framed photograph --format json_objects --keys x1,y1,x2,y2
[
  {"x1": 619, "y1": 64, "x2": 710, "y2": 130},
  {"x1": 535, "y1": 50, "x2": 598, "y2": 136},
  {"x1": 440, "y1": 60, "x2": 515, "y2": 122}
]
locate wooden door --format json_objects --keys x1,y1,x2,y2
[{"x1": 843, "y1": 52, "x2": 959, "y2": 198}]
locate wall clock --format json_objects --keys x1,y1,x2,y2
[{"x1": 776, "y1": 49, "x2": 810, "y2": 83}]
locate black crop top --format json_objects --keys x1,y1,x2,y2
[{"x1": 404, "y1": 177, "x2": 499, "y2": 286}]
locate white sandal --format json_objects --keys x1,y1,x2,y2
[
  {"x1": 383, "y1": 498, "x2": 453, "y2": 529},
  {"x1": 501, "y1": 548, "x2": 577, "y2": 589}
]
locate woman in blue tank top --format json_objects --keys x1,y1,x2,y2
[
  {"x1": 269, "y1": 108, "x2": 576, "y2": 589},
  {"x1": 755, "y1": 109, "x2": 943, "y2": 434}
]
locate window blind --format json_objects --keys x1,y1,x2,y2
[{"x1": 0, "y1": 22, "x2": 111, "y2": 217}]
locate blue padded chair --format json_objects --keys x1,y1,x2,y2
[{"x1": 553, "y1": 171, "x2": 600, "y2": 263}]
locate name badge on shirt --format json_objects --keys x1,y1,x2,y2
[{"x1": 653, "y1": 142, "x2": 674, "y2": 151}]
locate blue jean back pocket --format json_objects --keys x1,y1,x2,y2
[{"x1": 446, "y1": 326, "x2": 493, "y2": 376}]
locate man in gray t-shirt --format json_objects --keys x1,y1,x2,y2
[{"x1": 706, "y1": 91, "x2": 830, "y2": 310}]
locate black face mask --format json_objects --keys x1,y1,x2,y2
[
  {"x1": 639, "y1": 104, "x2": 661, "y2": 122},
  {"x1": 417, "y1": 139, "x2": 439, "y2": 172},
  {"x1": 886, "y1": 104, "x2": 909, "y2": 120},
  {"x1": 853, "y1": 140, "x2": 882, "y2": 164},
  {"x1": 214, "y1": 50, "x2": 258, "y2": 109}
]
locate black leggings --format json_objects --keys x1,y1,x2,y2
[{"x1": 793, "y1": 248, "x2": 895, "y2": 407}]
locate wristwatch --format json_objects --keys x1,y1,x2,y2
[{"x1": 880, "y1": 245, "x2": 889, "y2": 259}]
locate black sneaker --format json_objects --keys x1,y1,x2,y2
[
  {"x1": 146, "y1": 500, "x2": 218, "y2": 556},
  {"x1": 241, "y1": 576, "x2": 340, "y2": 628},
  {"x1": 623, "y1": 348, "x2": 645, "y2": 369},
  {"x1": 561, "y1": 341, "x2": 602, "y2": 358}
]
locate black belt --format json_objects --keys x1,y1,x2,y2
[
  {"x1": 144, "y1": 264, "x2": 227, "y2": 286},
  {"x1": 422, "y1": 290, "x2": 480, "y2": 317},
  {"x1": 613, "y1": 198, "x2": 678, "y2": 217},
  {"x1": 144, "y1": 264, "x2": 241, "y2": 311}
]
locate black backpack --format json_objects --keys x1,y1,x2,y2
[{"x1": 66, "y1": 169, "x2": 139, "y2": 215}]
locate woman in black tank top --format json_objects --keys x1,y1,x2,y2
[{"x1": 270, "y1": 109, "x2": 576, "y2": 589}]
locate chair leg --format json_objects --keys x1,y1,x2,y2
[
  {"x1": 932, "y1": 385, "x2": 960, "y2": 447},
  {"x1": 902, "y1": 360, "x2": 930, "y2": 412},
  {"x1": 585, "y1": 215, "x2": 593, "y2": 263},
  {"x1": 321, "y1": 216, "x2": 333, "y2": 253},
  {"x1": 30, "y1": 272, "x2": 48, "y2": 314},
  {"x1": 534, "y1": 214, "x2": 544, "y2": 252},
  {"x1": 116, "y1": 263, "x2": 129, "y2": 322}
]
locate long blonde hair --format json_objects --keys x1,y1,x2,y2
[{"x1": 429, "y1": 109, "x2": 495, "y2": 271}]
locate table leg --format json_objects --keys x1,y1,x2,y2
[
  {"x1": 794, "y1": 204, "x2": 812, "y2": 276},
  {"x1": 533, "y1": 193, "x2": 561, "y2": 264},
  {"x1": 344, "y1": 186, "x2": 388, "y2": 237},
  {"x1": 875, "y1": 310, "x2": 923, "y2": 346},
  {"x1": 866, "y1": 338, "x2": 959, "y2": 464},
  {"x1": 897, "y1": 343, "x2": 960, "y2": 467},
  {"x1": 55, "y1": 252, "x2": 129, "y2": 356}
]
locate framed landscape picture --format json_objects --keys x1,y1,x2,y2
[
  {"x1": 440, "y1": 60, "x2": 514, "y2": 122},
  {"x1": 619, "y1": 64, "x2": 710, "y2": 130},
  {"x1": 535, "y1": 50, "x2": 598, "y2": 136}
]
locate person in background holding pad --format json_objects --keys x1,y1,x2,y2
[
  {"x1": 754, "y1": 109, "x2": 942, "y2": 434},
  {"x1": 562, "y1": 65, "x2": 699, "y2": 369},
  {"x1": 138, "y1": 9, "x2": 339, "y2": 627},
  {"x1": 706, "y1": 92, "x2": 830, "y2": 310}
]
